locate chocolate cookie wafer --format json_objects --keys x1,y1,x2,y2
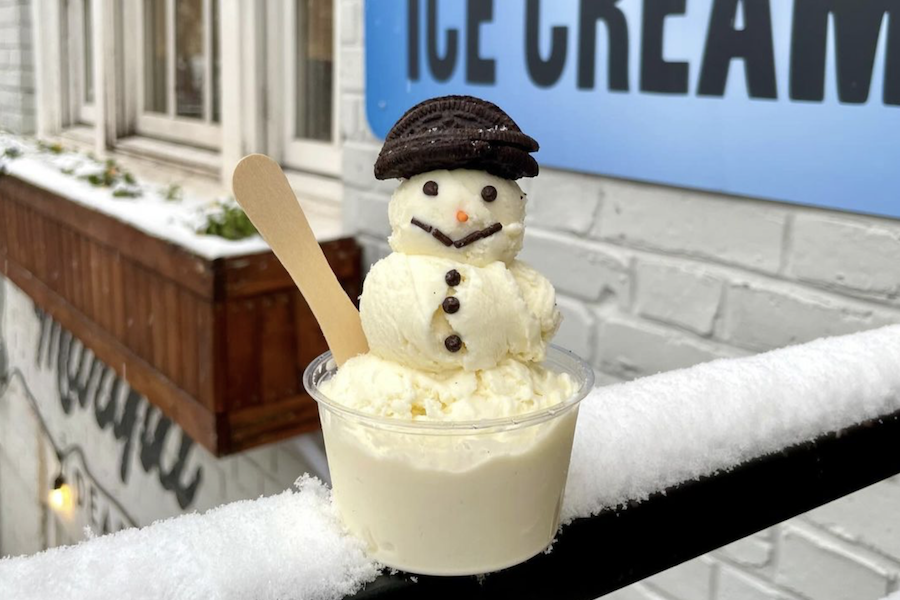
[{"x1": 374, "y1": 95, "x2": 539, "y2": 181}]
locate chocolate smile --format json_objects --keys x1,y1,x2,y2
[{"x1": 410, "y1": 218, "x2": 503, "y2": 249}]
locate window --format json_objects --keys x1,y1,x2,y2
[
  {"x1": 33, "y1": 0, "x2": 342, "y2": 193},
  {"x1": 62, "y1": 0, "x2": 95, "y2": 126},
  {"x1": 280, "y1": 0, "x2": 340, "y2": 176},
  {"x1": 135, "y1": 0, "x2": 222, "y2": 149}
]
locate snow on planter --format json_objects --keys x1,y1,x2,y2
[
  {"x1": 0, "y1": 135, "x2": 341, "y2": 259},
  {"x1": 1, "y1": 320, "x2": 899, "y2": 597}
]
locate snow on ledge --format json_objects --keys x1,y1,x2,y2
[
  {"x1": 2, "y1": 327, "x2": 900, "y2": 598},
  {"x1": 2, "y1": 141, "x2": 343, "y2": 260},
  {"x1": 0, "y1": 477, "x2": 380, "y2": 600},
  {"x1": 563, "y1": 324, "x2": 900, "y2": 521}
]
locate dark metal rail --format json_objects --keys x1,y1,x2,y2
[{"x1": 351, "y1": 410, "x2": 900, "y2": 600}]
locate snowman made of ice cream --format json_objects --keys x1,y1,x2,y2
[{"x1": 361, "y1": 95, "x2": 560, "y2": 372}]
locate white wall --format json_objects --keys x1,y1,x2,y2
[
  {"x1": 0, "y1": 279, "x2": 327, "y2": 557},
  {"x1": 0, "y1": 0, "x2": 34, "y2": 134},
  {"x1": 336, "y1": 0, "x2": 900, "y2": 598}
]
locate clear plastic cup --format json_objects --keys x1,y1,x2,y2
[{"x1": 303, "y1": 346, "x2": 594, "y2": 576}]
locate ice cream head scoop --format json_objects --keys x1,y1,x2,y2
[{"x1": 388, "y1": 169, "x2": 526, "y2": 266}]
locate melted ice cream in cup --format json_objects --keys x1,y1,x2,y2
[{"x1": 304, "y1": 345, "x2": 593, "y2": 575}]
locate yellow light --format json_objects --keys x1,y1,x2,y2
[{"x1": 48, "y1": 483, "x2": 73, "y2": 512}]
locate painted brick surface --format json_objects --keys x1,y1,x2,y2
[
  {"x1": 635, "y1": 259, "x2": 723, "y2": 336},
  {"x1": 0, "y1": 0, "x2": 34, "y2": 134},
  {"x1": 602, "y1": 583, "x2": 669, "y2": 600},
  {"x1": 519, "y1": 229, "x2": 631, "y2": 305},
  {"x1": 788, "y1": 214, "x2": 900, "y2": 302},
  {"x1": 595, "y1": 315, "x2": 742, "y2": 379},
  {"x1": 718, "y1": 566, "x2": 779, "y2": 600},
  {"x1": 776, "y1": 527, "x2": 891, "y2": 600},
  {"x1": 522, "y1": 168, "x2": 604, "y2": 236},
  {"x1": 593, "y1": 180, "x2": 787, "y2": 274},
  {"x1": 721, "y1": 282, "x2": 898, "y2": 352},
  {"x1": 715, "y1": 529, "x2": 774, "y2": 570},
  {"x1": 805, "y1": 479, "x2": 900, "y2": 563},
  {"x1": 644, "y1": 557, "x2": 715, "y2": 600},
  {"x1": 555, "y1": 294, "x2": 596, "y2": 361}
]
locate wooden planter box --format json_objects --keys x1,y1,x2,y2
[{"x1": 0, "y1": 174, "x2": 361, "y2": 455}]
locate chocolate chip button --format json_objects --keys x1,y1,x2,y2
[
  {"x1": 442, "y1": 297, "x2": 460, "y2": 314},
  {"x1": 444, "y1": 335, "x2": 462, "y2": 352},
  {"x1": 445, "y1": 269, "x2": 461, "y2": 287}
]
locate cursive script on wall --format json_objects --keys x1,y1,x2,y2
[{"x1": 35, "y1": 309, "x2": 203, "y2": 509}]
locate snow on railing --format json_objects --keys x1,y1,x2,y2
[{"x1": 2, "y1": 326, "x2": 900, "y2": 600}]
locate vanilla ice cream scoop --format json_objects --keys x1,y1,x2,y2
[
  {"x1": 361, "y1": 253, "x2": 560, "y2": 371},
  {"x1": 388, "y1": 169, "x2": 526, "y2": 267}
]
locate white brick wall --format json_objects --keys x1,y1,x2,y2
[
  {"x1": 336, "y1": 2, "x2": 900, "y2": 598},
  {"x1": 0, "y1": 0, "x2": 35, "y2": 134}
]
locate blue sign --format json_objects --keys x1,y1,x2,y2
[{"x1": 365, "y1": 0, "x2": 900, "y2": 219}]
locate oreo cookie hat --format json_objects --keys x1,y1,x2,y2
[{"x1": 374, "y1": 95, "x2": 539, "y2": 181}]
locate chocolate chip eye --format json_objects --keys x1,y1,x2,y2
[
  {"x1": 423, "y1": 181, "x2": 439, "y2": 196},
  {"x1": 481, "y1": 185, "x2": 497, "y2": 202}
]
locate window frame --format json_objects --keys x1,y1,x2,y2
[
  {"x1": 274, "y1": 0, "x2": 342, "y2": 178},
  {"x1": 60, "y1": 0, "x2": 96, "y2": 127},
  {"x1": 132, "y1": 0, "x2": 222, "y2": 150}
]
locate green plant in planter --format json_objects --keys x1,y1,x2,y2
[
  {"x1": 36, "y1": 140, "x2": 65, "y2": 154},
  {"x1": 80, "y1": 158, "x2": 143, "y2": 198},
  {"x1": 201, "y1": 201, "x2": 258, "y2": 240},
  {"x1": 162, "y1": 183, "x2": 183, "y2": 202}
]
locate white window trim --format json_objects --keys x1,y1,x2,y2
[
  {"x1": 132, "y1": 0, "x2": 222, "y2": 150},
  {"x1": 63, "y1": 0, "x2": 96, "y2": 126},
  {"x1": 267, "y1": 0, "x2": 342, "y2": 179},
  {"x1": 32, "y1": 0, "x2": 344, "y2": 203}
]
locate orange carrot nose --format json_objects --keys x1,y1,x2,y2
[{"x1": 456, "y1": 210, "x2": 469, "y2": 223}]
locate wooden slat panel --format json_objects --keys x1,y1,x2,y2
[
  {"x1": 292, "y1": 292, "x2": 328, "y2": 373},
  {"x1": 259, "y1": 292, "x2": 298, "y2": 402},
  {"x1": 179, "y1": 287, "x2": 199, "y2": 399},
  {"x1": 90, "y1": 241, "x2": 105, "y2": 329},
  {"x1": 31, "y1": 205, "x2": 48, "y2": 282},
  {"x1": 135, "y1": 266, "x2": 153, "y2": 363},
  {"x1": 121, "y1": 257, "x2": 139, "y2": 353},
  {"x1": 79, "y1": 234, "x2": 94, "y2": 321},
  {"x1": 0, "y1": 177, "x2": 216, "y2": 298},
  {"x1": 110, "y1": 252, "x2": 127, "y2": 339},
  {"x1": 3, "y1": 259, "x2": 219, "y2": 451},
  {"x1": 197, "y1": 300, "x2": 219, "y2": 413},
  {"x1": 220, "y1": 239, "x2": 361, "y2": 299},
  {"x1": 149, "y1": 272, "x2": 167, "y2": 370},
  {"x1": 44, "y1": 218, "x2": 62, "y2": 290},
  {"x1": 227, "y1": 394, "x2": 321, "y2": 452},
  {"x1": 15, "y1": 200, "x2": 29, "y2": 270},
  {"x1": 95, "y1": 243, "x2": 112, "y2": 333},
  {"x1": 0, "y1": 192, "x2": 9, "y2": 258},
  {"x1": 225, "y1": 298, "x2": 260, "y2": 409},
  {"x1": 163, "y1": 279, "x2": 182, "y2": 387},
  {"x1": 62, "y1": 229, "x2": 79, "y2": 313}
]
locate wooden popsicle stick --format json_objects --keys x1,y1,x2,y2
[{"x1": 232, "y1": 154, "x2": 369, "y2": 366}]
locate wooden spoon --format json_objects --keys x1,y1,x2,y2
[{"x1": 232, "y1": 154, "x2": 368, "y2": 366}]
